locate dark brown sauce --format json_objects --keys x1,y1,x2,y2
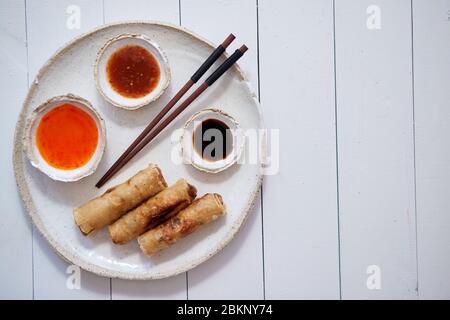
[
  {"x1": 106, "y1": 45, "x2": 160, "y2": 98},
  {"x1": 192, "y1": 118, "x2": 233, "y2": 162}
]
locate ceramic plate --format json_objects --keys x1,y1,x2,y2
[{"x1": 13, "y1": 21, "x2": 263, "y2": 280}]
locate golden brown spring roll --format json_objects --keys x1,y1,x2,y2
[
  {"x1": 138, "y1": 193, "x2": 225, "y2": 256},
  {"x1": 73, "y1": 164, "x2": 167, "y2": 235},
  {"x1": 108, "y1": 179, "x2": 197, "y2": 244}
]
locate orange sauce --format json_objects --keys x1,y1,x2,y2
[
  {"x1": 36, "y1": 103, "x2": 98, "y2": 170},
  {"x1": 106, "y1": 45, "x2": 160, "y2": 98}
]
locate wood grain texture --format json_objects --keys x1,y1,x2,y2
[
  {"x1": 181, "y1": 0, "x2": 264, "y2": 300},
  {"x1": 104, "y1": 0, "x2": 187, "y2": 300},
  {"x1": 259, "y1": 0, "x2": 341, "y2": 299},
  {"x1": 413, "y1": 0, "x2": 450, "y2": 299},
  {"x1": 335, "y1": 0, "x2": 417, "y2": 299},
  {"x1": 0, "y1": 0, "x2": 33, "y2": 299},
  {"x1": 26, "y1": 0, "x2": 110, "y2": 299}
]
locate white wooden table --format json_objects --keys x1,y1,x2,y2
[{"x1": 1, "y1": 0, "x2": 449, "y2": 300}]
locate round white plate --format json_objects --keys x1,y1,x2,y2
[{"x1": 13, "y1": 21, "x2": 263, "y2": 280}]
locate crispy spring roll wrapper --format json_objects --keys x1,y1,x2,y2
[
  {"x1": 138, "y1": 193, "x2": 225, "y2": 256},
  {"x1": 108, "y1": 179, "x2": 197, "y2": 244},
  {"x1": 73, "y1": 164, "x2": 167, "y2": 235}
]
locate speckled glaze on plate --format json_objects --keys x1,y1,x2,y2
[{"x1": 13, "y1": 21, "x2": 264, "y2": 280}]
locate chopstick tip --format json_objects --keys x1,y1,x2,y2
[
  {"x1": 222, "y1": 34, "x2": 236, "y2": 48},
  {"x1": 239, "y1": 45, "x2": 248, "y2": 53}
]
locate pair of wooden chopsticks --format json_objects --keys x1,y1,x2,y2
[{"x1": 96, "y1": 34, "x2": 247, "y2": 188}]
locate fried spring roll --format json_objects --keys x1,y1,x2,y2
[
  {"x1": 138, "y1": 193, "x2": 225, "y2": 256},
  {"x1": 73, "y1": 164, "x2": 167, "y2": 235},
  {"x1": 108, "y1": 179, "x2": 197, "y2": 244}
]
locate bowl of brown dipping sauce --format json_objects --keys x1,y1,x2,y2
[
  {"x1": 95, "y1": 34, "x2": 171, "y2": 110},
  {"x1": 181, "y1": 108, "x2": 245, "y2": 174}
]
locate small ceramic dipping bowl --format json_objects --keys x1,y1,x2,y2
[
  {"x1": 23, "y1": 94, "x2": 106, "y2": 182},
  {"x1": 95, "y1": 34, "x2": 171, "y2": 110},
  {"x1": 181, "y1": 108, "x2": 245, "y2": 174}
]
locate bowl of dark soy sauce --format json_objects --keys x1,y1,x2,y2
[{"x1": 181, "y1": 108, "x2": 244, "y2": 173}]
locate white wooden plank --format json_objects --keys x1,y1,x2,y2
[
  {"x1": 181, "y1": 0, "x2": 264, "y2": 299},
  {"x1": 259, "y1": 0, "x2": 340, "y2": 299},
  {"x1": 104, "y1": 0, "x2": 179, "y2": 23},
  {"x1": 26, "y1": 0, "x2": 110, "y2": 299},
  {"x1": 413, "y1": 0, "x2": 450, "y2": 300},
  {"x1": 33, "y1": 232, "x2": 109, "y2": 299},
  {"x1": 103, "y1": 0, "x2": 187, "y2": 300},
  {"x1": 27, "y1": 0, "x2": 105, "y2": 80},
  {"x1": 335, "y1": 0, "x2": 417, "y2": 299},
  {"x1": 0, "y1": 0, "x2": 33, "y2": 299}
]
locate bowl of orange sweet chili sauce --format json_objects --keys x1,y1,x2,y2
[
  {"x1": 95, "y1": 34, "x2": 171, "y2": 110},
  {"x1": 23, "y1": 94, "x2": 106, "y2": 182}
]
